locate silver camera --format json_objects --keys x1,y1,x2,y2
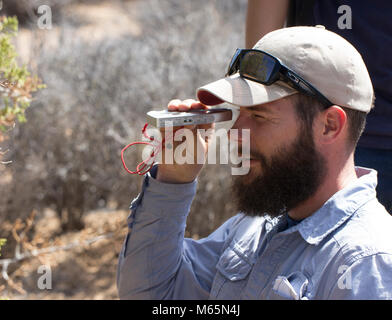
[{"x1": 146, "y1": 108, "x2": 233, "y2": 128}]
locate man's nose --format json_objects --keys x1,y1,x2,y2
[
  {"x1": 231, "y1": 110, "x2": 250, "y2": 142},
  {"x1": 232, "y1": 109, "x2": 252, "y2": 129}
]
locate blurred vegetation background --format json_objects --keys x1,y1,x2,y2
[{"x1": 0, "y1": 0, "x2": 247, "y2": 299}]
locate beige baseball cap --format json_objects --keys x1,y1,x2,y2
[{"x1": 197, "y1": 26, "x2": 374, "y2": 113}]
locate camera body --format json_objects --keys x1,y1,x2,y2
[{"x1": 146, "y1": 108, "x2": 233, "y2": 128}]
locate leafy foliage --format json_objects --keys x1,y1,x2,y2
[
  {"x1": 0, "y1": 238, "x2": 5, "y2": 257},
  {"x1": 0, "y1": 16, "x2": 44, "y2": 141}
]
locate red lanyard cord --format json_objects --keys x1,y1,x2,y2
[
  {"x1": 121, "y1": 123, "x2": 175, "y2": 175},
  {"x1": 121, "y1": 124, "x2": 156, "y2": 175},
  {"x1": 121, "y1": 141, "x2": 155, "y2": 175}
]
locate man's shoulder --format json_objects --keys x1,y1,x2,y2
[
  {"x1": 310, "y1": 200, "x2": 392, "y2": 299},
  {"x1": 330, "y1": 199, "x2": 392, "y2": 263}
]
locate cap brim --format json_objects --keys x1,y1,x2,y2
[{"x1": 197, "y1": 73, "x2": 298, "y2": 107}]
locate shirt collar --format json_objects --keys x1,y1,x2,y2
[{"x1": 280, "y1": 166, "x2": 378, "y2": 245}]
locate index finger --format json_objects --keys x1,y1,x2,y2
[
  {"x1": 190, "y1": 100, "x2": 209, "y2": 110},
  {"x1": 167, "y1": 99, "x2": 182, "y2": 111}
]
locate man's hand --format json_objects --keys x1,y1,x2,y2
[{"x1": 156, "y1": 99, "x2": 214, "y2": 184}]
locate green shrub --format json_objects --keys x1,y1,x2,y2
[
  {"x1": 0, "y1": 15, "x2": 44, "y2": 142},
  {"x1": 0, "y1": 238, "x2": 5, "y2": 256}
]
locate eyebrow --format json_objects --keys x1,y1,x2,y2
[{"x1": 246, "y1": 106, "x2": 274, "y2": 114}]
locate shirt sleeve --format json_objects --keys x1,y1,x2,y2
[
  {"x1": 116, "y1": 167, "x2": 238, "y2": 300},
  {"x1": 327, "y1": 253, "x2": 392, "y2": 299}
]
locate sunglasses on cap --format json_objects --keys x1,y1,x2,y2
[{"x1": 226, "y1": 48, "x2": 333, "y2": 108}]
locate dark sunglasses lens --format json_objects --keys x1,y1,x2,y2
[
  {"x1": 227, "y1": 49, "x2": 242, "y2": 76},
  {"x1": 240, "y1": 51, "x2": 276, "y2": 83}
]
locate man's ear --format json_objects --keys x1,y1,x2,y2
[{"x1": 316, "y1": 105, "x2": 347, "y2": 145}]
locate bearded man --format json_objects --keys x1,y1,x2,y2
[{"x1": 117, "y1": 26, "x2": 392, "y2": 299}]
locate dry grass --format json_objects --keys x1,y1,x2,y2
[{"x1": 1, "y1": 208, "x2": 128, "y2": 299}]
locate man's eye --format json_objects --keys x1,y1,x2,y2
[{"x1": 253, "y1": 114, "x2": 266, "y2": 119}]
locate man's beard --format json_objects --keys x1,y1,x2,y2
[{"x1": 231, "y1": 126, "x2": 327, "y2": 218}]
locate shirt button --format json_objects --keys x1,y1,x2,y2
[{"x1": 265, "y1": 222, "x2": 272, "y2": 232}]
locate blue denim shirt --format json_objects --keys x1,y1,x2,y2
[{"x1": 117, "y1": 167, "x2": 392, "y2": 299}]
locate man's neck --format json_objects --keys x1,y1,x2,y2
[{"x1": 288, "y1": 160, "x2": 358, "y2": 221}]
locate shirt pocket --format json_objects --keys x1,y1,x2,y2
[
  {"x1": 211, "y1": 245, "x2": 253, "y2": 299},
  {"x1": 269, "y1": 271, "x2": 311, "y2": 300}
]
